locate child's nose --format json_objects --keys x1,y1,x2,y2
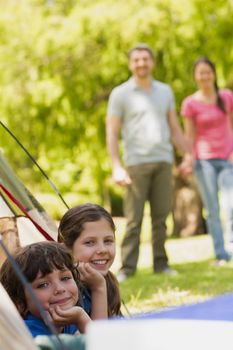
[
  {"x1": 96, "y1": 242, "x2": 107, "y2": 253},
  {"x1": 54, "y1": 282, "x2": 65, "y2": 294}
]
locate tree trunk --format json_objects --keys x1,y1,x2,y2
[
  {"x1": 172, "y1": 169, "x2": 207, "y2": 237},
  {"x1": 0, "y1": 217, "x2": 20, "y2": 267}
]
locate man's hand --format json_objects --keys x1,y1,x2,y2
[{"x1": 112, "y1": 166, "x2": 132, "y2": 186}]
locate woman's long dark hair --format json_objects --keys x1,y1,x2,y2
[
  {"x1": 58, "y1": 203, "x2": 122, "y2": 316},
  {"x1": 193, "y1": 57, "x2": 225, "y2": 113}
]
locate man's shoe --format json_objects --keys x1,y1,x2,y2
[{"x1": 155, "y1": 267, "x2": 178, "y2": 276}]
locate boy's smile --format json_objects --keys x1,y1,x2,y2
[{"x1": 25, "y1": 268, "x2": 79, "y2": 318}]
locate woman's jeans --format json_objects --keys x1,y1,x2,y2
[{"x1": 194, "y1": 159, "x2": 233, "y2": 260}]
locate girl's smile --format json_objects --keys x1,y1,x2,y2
[{"x1": 72, "y1": 218, "x2": 116, "y2": 276}]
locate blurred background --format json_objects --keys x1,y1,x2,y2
[{"x1": 1, "y1": 0, "x2": 233, "y2": 229}]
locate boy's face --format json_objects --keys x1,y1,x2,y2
[
  {"x1": 72, "y1": 218, "x2": 116, "y2": 276},
  {"x1": 25, "y1": 268, "x2": 78, "y2": 318}
]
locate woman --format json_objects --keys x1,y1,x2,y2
[{"x1": 181, "y1": 57, "x2": 233, "y2": 264}]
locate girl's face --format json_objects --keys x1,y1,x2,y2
[
  {"x1": 72, "y1": 218, "x2": 116, "y2": 276},
  {"x1": 194, "y1": 62, "x2": 216, "y2": 90},
  {"x1": 25, "y1": 268, "x2": 78, "y2": 318}
]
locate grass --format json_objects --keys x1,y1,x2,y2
[{"x1": 112, "y1": 213, "x2": 233, "y2": 316}]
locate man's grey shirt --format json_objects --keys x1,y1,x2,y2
[{"x1": 107, "y1": 78, "x2": 175, "y2": 166}]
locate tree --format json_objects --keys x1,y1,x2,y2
[{"x1": 0, "y1": 0, "x2": 233, "y2": 225}]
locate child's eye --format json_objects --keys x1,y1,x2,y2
[
  {"x1": 61, "y1": 276, "x2": 72, "y2": 281},
  {"x1": 105, "y1": 239, "x2": 115, "y2": 244},
  {"x1": 37, "y1": 282, "x2": 48, "y2": 289},
  {"x1": 84, "y1": 241, "x2": 94, "y2": 246}
]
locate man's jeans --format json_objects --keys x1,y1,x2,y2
[
  {"x1": 120, "y1": 162, "x2": 172, "y2": 275},
  {"x1": 194, "y1": 159, "x2": 233, "y2": 260}
]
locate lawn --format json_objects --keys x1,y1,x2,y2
[{"x1": 112, "y1": 214, "x2": 233, "y2": 316}]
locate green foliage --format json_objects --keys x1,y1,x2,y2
[{"x1": 1, "y1": 0, "x2": 233, "y2": 211}]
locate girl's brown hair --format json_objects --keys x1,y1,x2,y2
[
  {"x1": 58, "y1": 203, "x2": 121, "y2": 316},
  {"x1": 0, "y1": 241, "x2": 80, "y2": 317}
]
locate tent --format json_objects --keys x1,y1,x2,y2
[
  {"x1": 0, "y1": 282, "x2": 39, "y2": 350},
  {"x1": 0, "y1": 151, "x2": 57, "y2": 266}
]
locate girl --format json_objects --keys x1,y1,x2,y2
[
  {"x1": 58, "y1": 203, "x2": 121, "y2": 318},
  {"x1": 0, "y1": 241, "x2": 91, "y2": 337},
  {"x1": 180, "y1": 57, "x2": 233, "y2": 264}
]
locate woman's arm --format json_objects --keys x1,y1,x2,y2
[
  {"x1": 228, "y1": 111, "x2": 233, "y2": 163},
  {"x1": 178, "y1": 117, "x2": 196, "y2": 176}
]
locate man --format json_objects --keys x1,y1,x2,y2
[{"x1": 106, "y1": 44, "x2": 189, "y2": 282}]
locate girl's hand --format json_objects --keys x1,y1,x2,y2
[
  {"x1": 77, "y1": 262, "x2": 106, "y2": 291},
  {"x1": 77, "y1": 262, "x2": 108, "y2": 319},
  {"x1": 49, "y1": 305, "x2": 91, "y2": 333}
]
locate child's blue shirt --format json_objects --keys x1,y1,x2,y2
[
  {"x1": 25, "y1": 313, "x2": 78, "y2": 338},
  {"x1": 80, "y1": 287, "x2": 92, "y2": 315}
]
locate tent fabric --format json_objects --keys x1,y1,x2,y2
[
  {"x1": 0, "y1": 183, "x2": 56, "y2": 241},
  {"x1": 136, "y1": 292, "x2": 233, "y2": 322},
  {"x1": 0, "y1": 281, "x2": 86, "y2": 350},
  {"x1": 0, "y1": 151, "x2": 58, "y2": 266},
  {"x1": 35, "y1": 334, "x2": 86, "y2": 350},
  {"x1": 0, "y1": 151, "x2": 68, "y2": 349},
  {"x1": 0, "y1": 283, "x2": 39, "y2": 350}
]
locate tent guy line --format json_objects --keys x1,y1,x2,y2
[{"x1": 0, "y1": 120, "x2": 69, "y2": 210}]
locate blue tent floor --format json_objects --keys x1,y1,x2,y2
[{"x1": 135, "y1": 292, "x2": 233, "y2": 322}]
